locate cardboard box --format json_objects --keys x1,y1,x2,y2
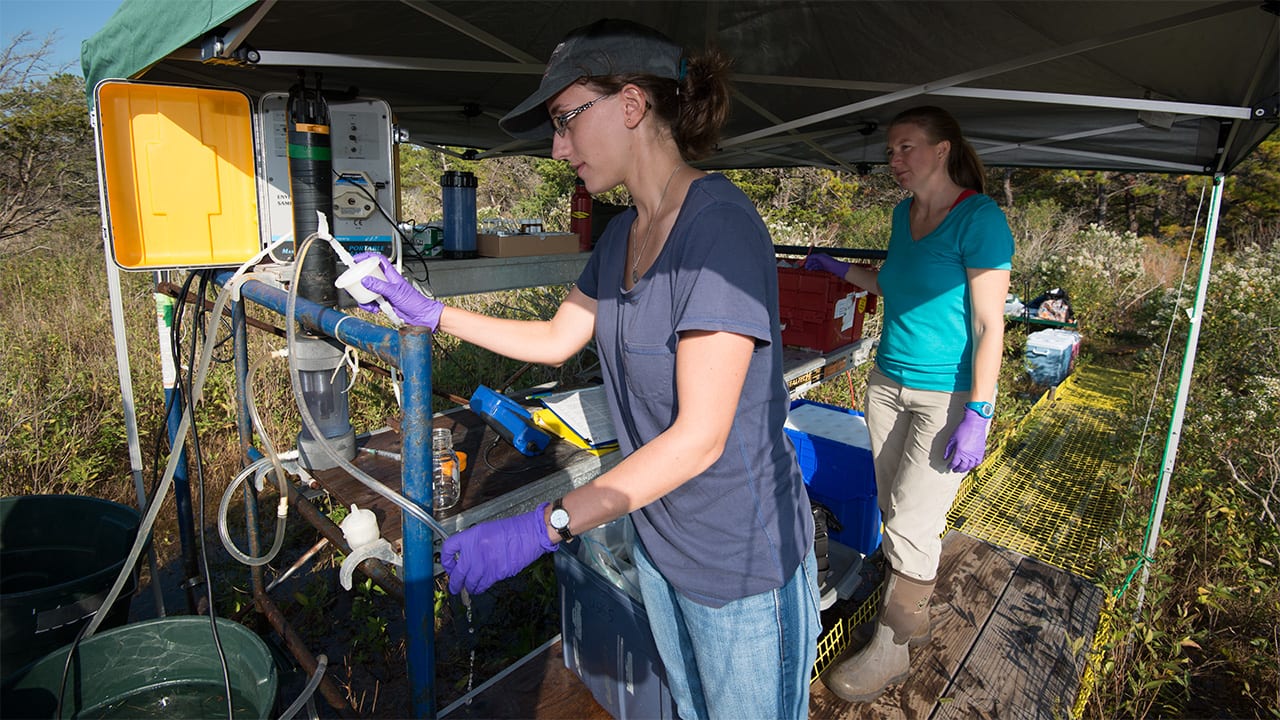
[
  {"x1": 784, "y1": 399, "x2": 882, "y2": 555},
  {"x1": 477, "y1": 232, "x2": 580, "y2": 258}
]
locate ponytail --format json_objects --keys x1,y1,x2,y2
[
  {"x1": 588, "y1": 47, "x2": 733, "y2": 161},
  {"x1": 890, "y1": 106, "x2": 985, "y2": 193}
]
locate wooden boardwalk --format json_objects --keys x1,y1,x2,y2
[
  {"x1": 810, "y1": 532, "x2": 1104, "y2": 719},
  {"x1": 444, "y1": 531, "x2": 1105, "y2": 719}
]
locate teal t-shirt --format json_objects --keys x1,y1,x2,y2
[{"x1": 876, "y1": 193, "x2": 1014, "y2": 392}]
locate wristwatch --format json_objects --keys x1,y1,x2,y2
[
  {"x1": 549, "y1": 498, "x2": 574, "y2": 543},
  {"x1": 965, "y1": 401, "x2": 995, "y2": 419}
]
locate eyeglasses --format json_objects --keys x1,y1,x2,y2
[{"x1": 551, "y1": 94, "x2": 611, "y2": 137}]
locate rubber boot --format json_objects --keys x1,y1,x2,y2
[
  {"x1": 821, "y1": 618, "x2": 909, "y2": 702},
  {"x1": 882, "y1": 570, "x2": 935, "y2": 647},
  {"x1": 822, "y1": 571, "x2": 935, "y2": 703}
]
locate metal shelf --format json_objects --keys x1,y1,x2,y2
[
  {"x1": 783, "y1": 337, "x2": 878, "y2": 398},
  {"x1": 411, "y1": 253, "x2": 590, "y2": 298}
]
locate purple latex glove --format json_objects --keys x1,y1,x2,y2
[
  {"x1": 440, "y1": 502, "x2": 557, "y2": 595},
  {"x1": 944, "y1": 408, "x2": 991, "y2": 473},
  {"x1": 349, "y1": 252, "x2": 444, "y2": 330},
  {"x1": 803, "y1": 253, "x2": 852, "y2": 279}
]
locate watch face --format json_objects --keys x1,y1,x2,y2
[
  {"x1": 967, "y1": 401, "x2": 994, "y2": 418},
  {"x1": 550, "y1": 507, "x2": 570, "y2": 529}
]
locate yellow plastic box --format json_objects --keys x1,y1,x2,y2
[{"x1": 95, "y1": 81, "x2": 260, "y2": 270}]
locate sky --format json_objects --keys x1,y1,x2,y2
[{"x1": 1, "y1": 0, "x2": 125, "y2": 76}]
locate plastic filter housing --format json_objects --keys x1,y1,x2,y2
[
  {"x1": 340, "y1": 505, "x2": 380, "y2": 548},
  {"x1": 293, "y1": 336, "x2": 356, "y2": 470},
  {"x1": 441, "y1": 170, "x2": 478, "y2": 258}
]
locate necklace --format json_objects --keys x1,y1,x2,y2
[{"x1": 630, "y1": 165, "x2": 681, "y2": 285}]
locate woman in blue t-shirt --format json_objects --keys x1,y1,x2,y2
[
  {"x1": 353, "y1": 18, "x2": 820, "y2": 719},
  {"x1": 805, "y1": 105, "x2": 1014, "y2": 702}
]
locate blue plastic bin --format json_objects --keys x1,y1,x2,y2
[
  {"x1": 1026, "y1": 328, "x2": 1081, "y2": 386},
  {"x1": 784, "y1": 400, "x2": 881, "y2": 555},
  {"x1": 556, "y1": 521, "x2": 677, "y2": 719}
]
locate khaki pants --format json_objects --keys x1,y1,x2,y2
[{"x1": 865, "y1": 367, "x2": 967, "y2": 581}]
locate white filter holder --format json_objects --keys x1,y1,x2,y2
[
  {"x1": 339, "y1": 538, "x2": 402, "y2": 590},
  {"x1": 339, "y1": 504, "x2": 380, "y2": 548},
  {"x1": 334, "y1": 256, "x2": 403, "y2": 326},
  {"x1": 338, "y1": 504, "x2": 402, "y2": 590}
]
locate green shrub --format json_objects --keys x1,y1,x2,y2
[
  {"x1": 1088, "y1": 242, "x2": 1280, "y2": 718},
  {"x1": 0, "y1": 221, "x2": 157, "y2": 497},
  {"x1": 1033, "y1": 224, "x2": 1152, "y2": 336}
]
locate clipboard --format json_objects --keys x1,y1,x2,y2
[
  {"x1": 533, "y1": 385, "x2": 619, "y2": 456},
  {"x1": 530, "y1": 409, "x2": 618, "y2": 456}
]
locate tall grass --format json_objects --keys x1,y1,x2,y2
[{"x1": 0, "y1": 217, "x2": 157, "y2": 498}]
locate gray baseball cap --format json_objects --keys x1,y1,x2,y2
[{"x1": 499, "y1": 19, "x2": 684, "y2": 140}]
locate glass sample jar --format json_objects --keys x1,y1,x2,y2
[{"x1": 431, "y1": 428, "x2": 461, "y2": 512}]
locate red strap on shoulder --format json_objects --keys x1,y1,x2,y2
[{"x1": 951, "y1": 189, "x2": 978, "y2": 209}]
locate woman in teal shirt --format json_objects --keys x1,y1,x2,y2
[{"x1": 806, "y1": 105, "x2": 1014, "y2": 702}]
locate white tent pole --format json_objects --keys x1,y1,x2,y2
[
  {"x1": 105, "y1": 252, "x2": 167, "y2": 617},
  {"x1": 400, "y1": 0, "x2": 541, "y2": 63},
  {"x1": 731, "y1": 89, "x2": 858, "y2": 173},
  {"x1": 1134, "y1": 173, "x2": 1225, "y2": 613},
  {"x1": 92, "y1": 106, "x2": 166, "y2": 617}
]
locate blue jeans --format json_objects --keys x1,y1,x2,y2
[{"x1": 634, "y1": 540, "x2": 821, "y2": 720}]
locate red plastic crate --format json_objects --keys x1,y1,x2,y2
[{"x1": 777, "y1": 266, "x2": 877, "y2": 352}]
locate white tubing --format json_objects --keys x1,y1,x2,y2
[
  {"x1": 278, "y1": 653, "x2": 328, "y2": 720},
  {"x1": 84, "y1": 241, "x2": 288, "y2": 639},
  {"x1": 212, "y1": 348, "x2": 293, "y2": 567},
  {"x1": 339, "y1": 538, "x2": 403, "y2": 591},
  {"x1": 217, "y1": 456, "x2": 288, "y2": 566}
]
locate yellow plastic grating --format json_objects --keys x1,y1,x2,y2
[
  {"x1": 946, "y1": 366, "x2": 1142, "y2": 579},
  {"x1": 811, "y1": 366, "x2": 1138, "y2": 684},
  {"x1": 812, "y1": 584, "x2": 881, "y2": 681},
  {"x1": 1072, "y1": 593, "x2": 1119, "y2": 718}
]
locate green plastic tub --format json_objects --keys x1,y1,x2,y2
[
  {"x1": 0, "y1": 616, "x2": 279, "y2": 718},
  {"x1": 0, "y1": 495, "x2": 140, "y2": 681}
]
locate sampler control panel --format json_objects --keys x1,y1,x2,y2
[{"x1": 257, "y1": 94, "x2": 399, "y2": 262}]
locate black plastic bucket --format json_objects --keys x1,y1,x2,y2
[
  {"x1": 0, "y1": 495, "x2": 140, "y2": 681},
  {"x1": 0, "y1": 616, "x2": 279, "y2": 718}
]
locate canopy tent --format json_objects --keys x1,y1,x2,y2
[
  {"x1": 82, "y1": 0, "x2": 1279, "y2": 175},
  {"x1": 80, "y1": 3, "x2": 1277, "y2": 716}
]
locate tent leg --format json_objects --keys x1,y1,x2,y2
[
  {"x1": 106, "y1": 256, "x2": 167, "y2": 617},
  {"x1": 1135, "y1": 173, "x2": 1225, "y2": 612}
]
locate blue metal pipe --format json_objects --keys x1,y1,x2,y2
[
  {"x1": 162, "y1": 385, "x2": 201, "y2": 613},
  {"x1": 231, "y1": 299, "x2": 255, "y2": 461},
  {"x1": 400, "y1": 327, "x2": 435, "y2": 718},
  {"x1": 214, "y1": 271, "x2": 438, "y2": 712},
  {"x1": 156, "y1": 290, "x2": 199, "y2": 613},
  {"x1": 214, "y1": 272, "x2": 400, "y2": 367}
]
